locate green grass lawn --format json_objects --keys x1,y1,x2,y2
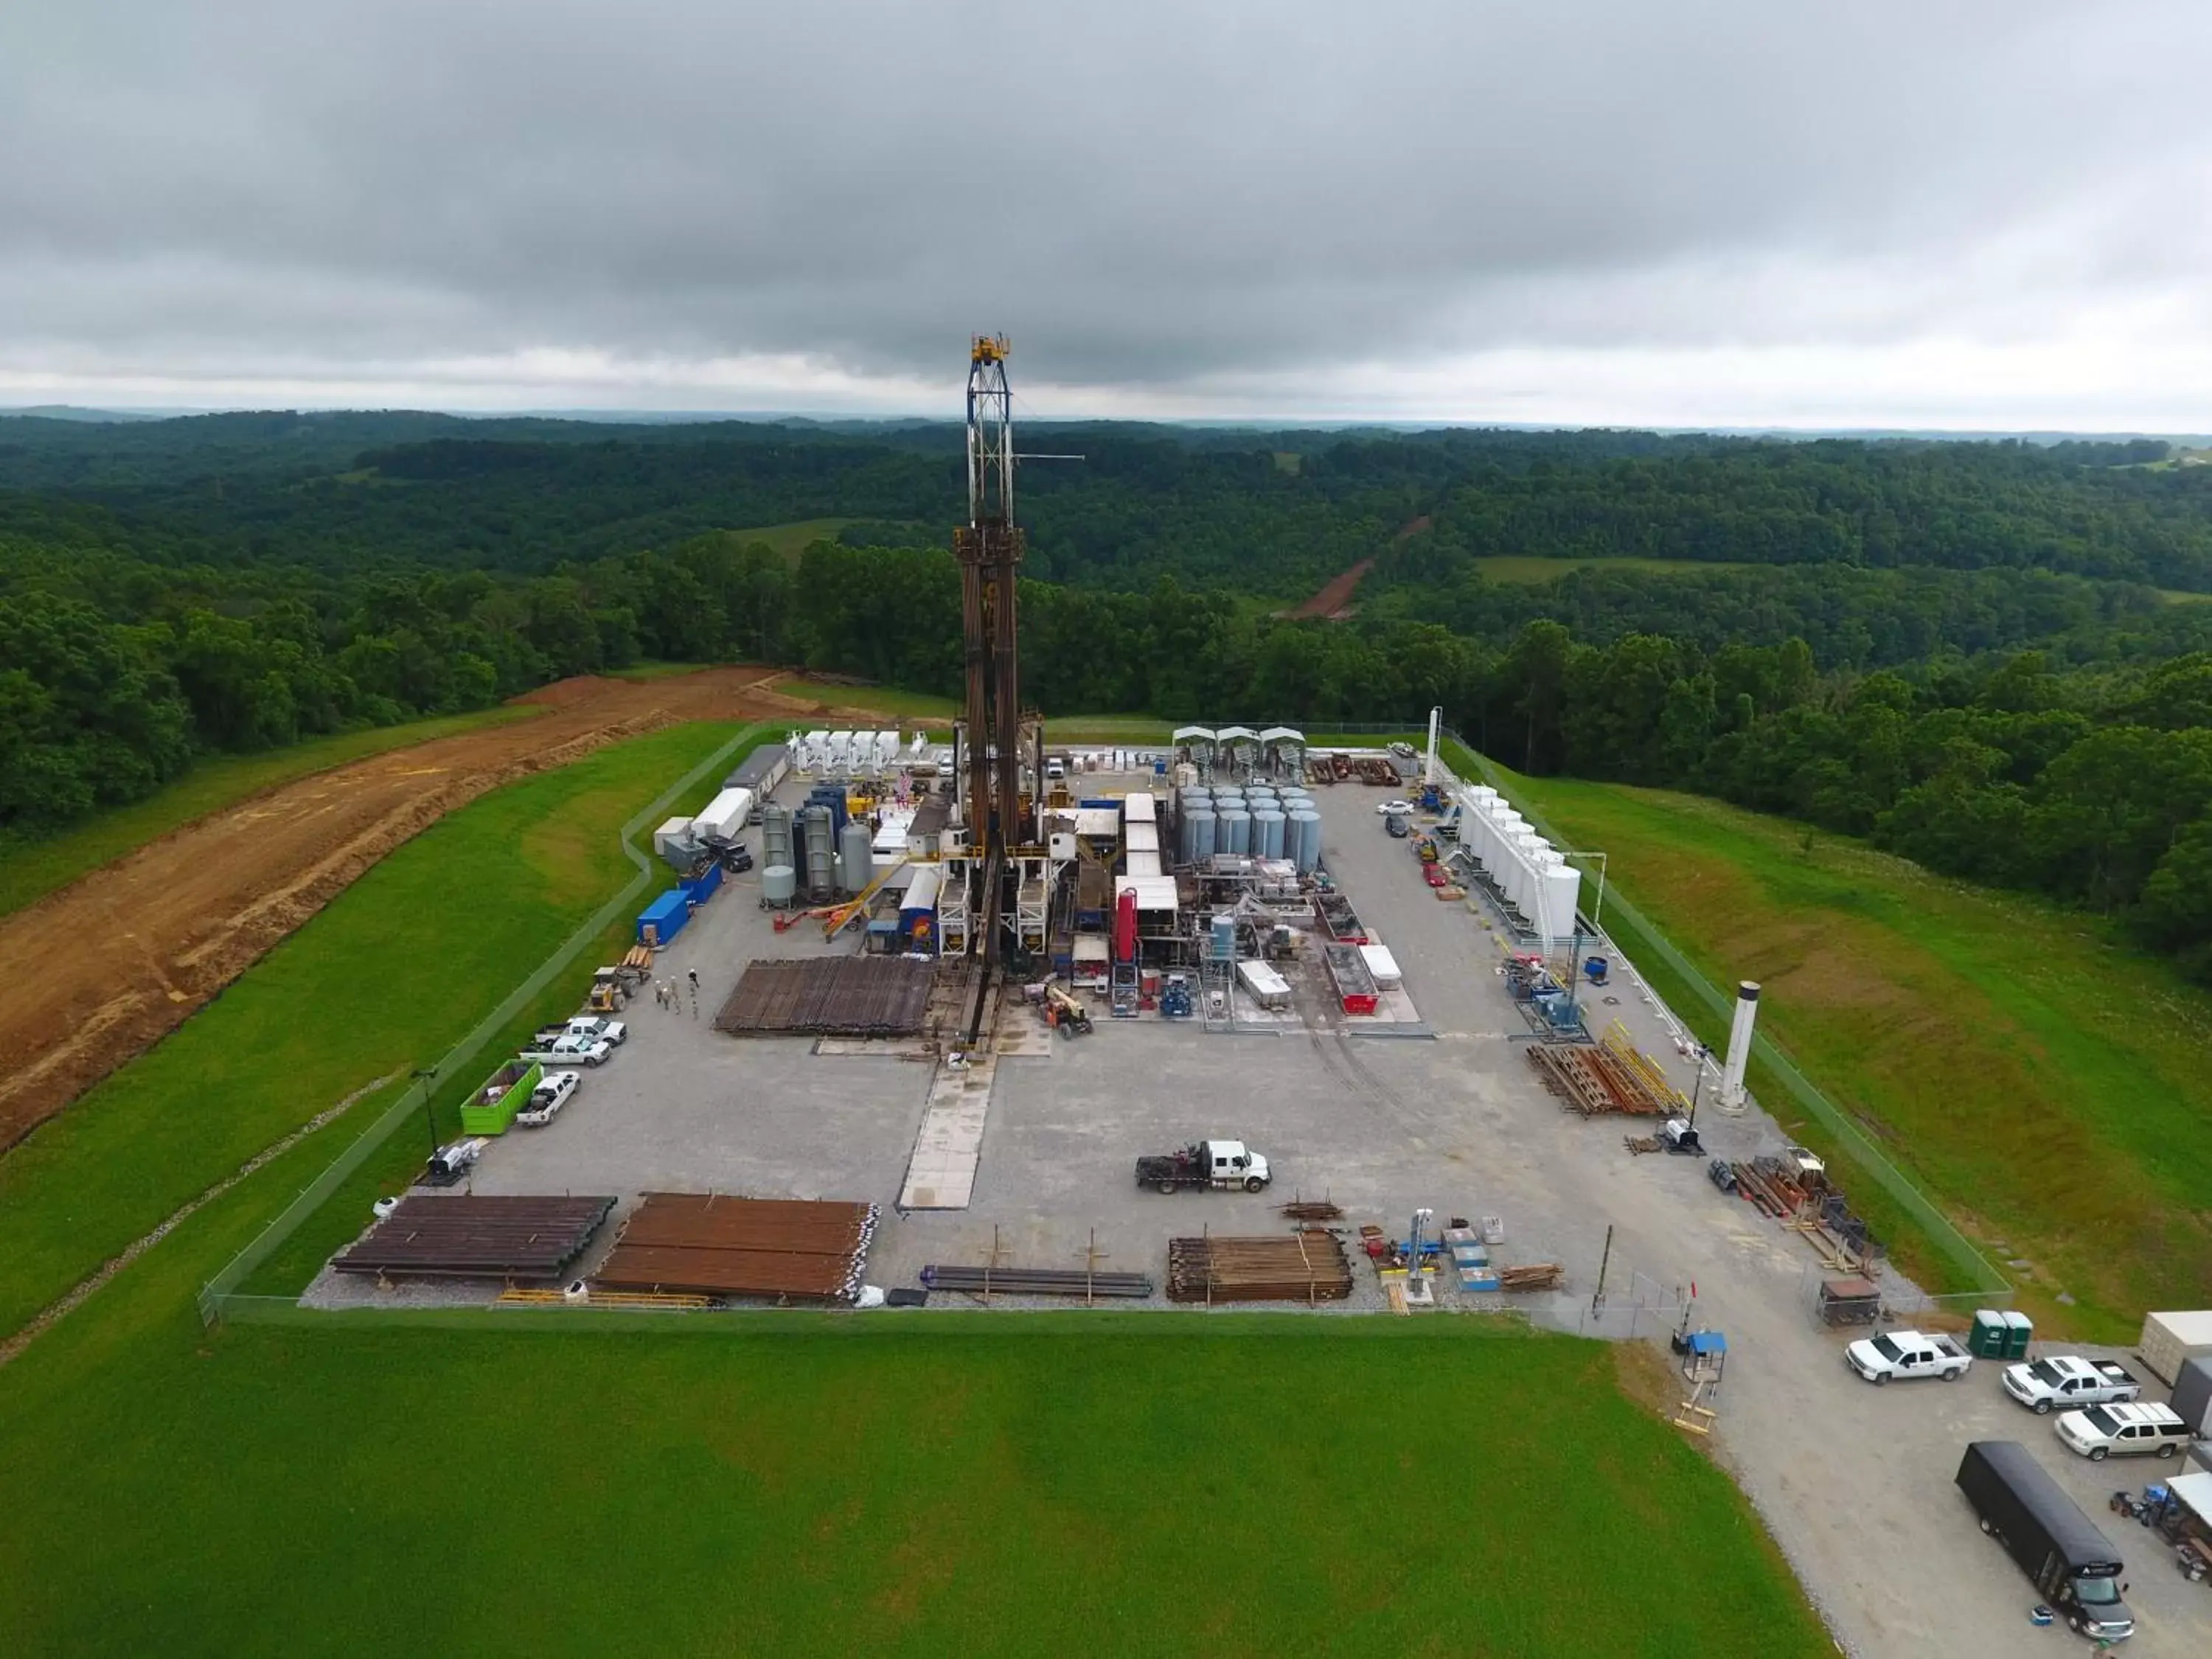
[
  {"x1": 0, "y1": 706, "x2": 538, "y2": 920},
  {"x1": 0, "y1": 720, "x2": 754, "y2": 1340},
  {"x1": 0, "y1": 1305, "x2": 1823, "y2": 1658},
  {"x1": 1491, "y1": 766, "x2": 2212, "y2": 1339},
  {"x1": 1472, "y1": 555, "x2": 1747, "y2": 583}
]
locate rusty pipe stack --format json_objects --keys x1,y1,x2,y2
[{"x1": 594, "y1": 1193, "x2": 878, "y2": 1302}]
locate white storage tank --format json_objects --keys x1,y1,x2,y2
[
  {"x1": 1289, "y1": 809, "x2": 1322, "y2": 873},
  {"x1": 1534, "y1": 854, "x2": 1583, "y2": 943},
  {"x1": 1217, "y1": 807, "x2": 1251, "y2": 857},
  {"x1": 2140, "y1": 1310, "x2": 2212, "y2": 1385},
  {"x1": 839, "y1": 820, "x2": 873, "y2": 893},
  {"x1": 761, "y1": 864, "x2": 798, "y2": 906}
]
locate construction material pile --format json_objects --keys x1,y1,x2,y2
[
  {"x1": 1279, "y1": 1199, "x2": 1343, "y2": 1222},
  {"x1": 332, "y1": 1194, "x2": 615, "y2": 1281},
  {"x1": 1166, "y1": 1232, "x2": 1354, "y2": 1304},
  {"x1": 714, "y1": 956, "x2": 933, "y2": 1037},
  {"x1": 594, "y1": 1193, "x2": 877, "y2": 1302},
  {"x1": 921, "y1": 1265, "x2": 1154, "y2": 1299},
  {"x1": 1525, "y1": 1040, "x2": 1673, "y2": 1116},
  {"x1": 1352, "y1": 757, "x2": 1399, "y2": 785},
  {"x1": 1497, "y1": 1262, "x2": 1565, "y2": 1292}
]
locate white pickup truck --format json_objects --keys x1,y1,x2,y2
[
  {"x1": 514, "y1": 1070, "x2": 581, "y2": 1127},
  {"x1": 519, "y1": 1034, "x2": 611, "y2": 1068},
  {"x1": 2002, "y1": 1354, "x2": 2143, "y2": 1415},
  {"x1": 564, "y1": 1014, "x2": 627, "y2": 1047},
  {"x1": 1846, "y1": 1329, "x2": 1973, "y2": 1385}
]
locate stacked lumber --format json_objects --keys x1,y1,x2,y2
[
  {"x1": 1497, "y1": 1262, "x2": 1564, "y2": 1292},
  {"x1": 594, "y1": 1193, "x2": 877, "y2": 1302},
  {"x1": 1166, "y1": 1233, "x2": 1354, "y2": 1304}
]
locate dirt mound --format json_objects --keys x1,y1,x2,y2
[{"x1": 0, "y1": 667, "x2": 793, "y2": 1152}]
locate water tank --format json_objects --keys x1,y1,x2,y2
[
  {"x1": 1253, "y1": 808, "x2": 1286, "y2": 860},
  {"x1": 1290, "y1": 809, "x2": 1322, "y2": 872},
  {"x1": 1210, "y1": 915, "x2": 1236, "y2": 959},
  {"x1": 839, "y1": 820, "x2": 873, "y2": 893},
  {"x1": 1189, "y1": 808, "x2": 1217, "y2": 862},
  {"x1": 799, "y1": 807, "x2": 835, "y2": 894},
  {"x1": 762, "y1": 863, "x2": 798, "y2": 906},
  {"x1": 762, "y1": 804, "x2": 793, "y2": 869},
  {"x1": 1217, "y1": 807, "x2": 1251, "y2": 856}
]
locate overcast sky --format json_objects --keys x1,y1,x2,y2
[{"x1": 2, "y1": 1, "x2": 2206, "y2": 428}]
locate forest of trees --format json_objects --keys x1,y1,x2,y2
[{"x1": 8, "y1": 411, "x2": 2212, "y2": 978}]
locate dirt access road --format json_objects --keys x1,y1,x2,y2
[{"x1": 0, "y1": 667, "x2": 877, "y2": 1151}]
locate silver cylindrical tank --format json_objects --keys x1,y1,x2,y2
[
  {"x1": 1189, "y1": 808, "x2": 1217, "y2": 862},
  {"x1": 839, "y1": 820, "x2": 872, "y2": 893},
  {"x1": 799, "y1": 807, "x2": 834, "y2": 893},
  {"x1": 762, "y1": 804, "x2": 793, "y2": 868},
  {"x1": 1253, "y1": 808, "x2": 1286, "y2": 860},
  {"x1": 1217, "y1": 807, "x2": 1251, "y2": 856},
  {"x1": 1290, "y1": 809, "x2": 1322, "y2": 872},
  {"x1": 762, "y1": 863, "x2": 798, "y2": 905}
]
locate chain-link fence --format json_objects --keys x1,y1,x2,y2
[
  {"x1": 196, "y1": 722, "x2": 768, "y2": 1326},
  {"x1": 1442, "y1": 732, "x2": 2011, "y2": 1301}
]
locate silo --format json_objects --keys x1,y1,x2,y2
[
  {"x1": 839, "y1": 820, "x2": 873, "y2": 893},
  {"x1": 761, "y1": 863, "x2": 798, "y2": 907},
  {"x1": 762, "y1": 804, "x2": 793, "y2": 870},
  {"x1": 800, "y1": 806, "x2": 835, "y2": 895},
  {"x1": 1253, "y1": 808, "x2": 1286, "y2": 860},
  {"x1": 1217, "y1": 807, "x2": 1251, "y2": 856},
  {"x1": 1188, "y1": 807, "x2": 1217, "y2": 862},
  {"x1": 1290, "y1": 809, "x2": 1323, "y2": 872}
]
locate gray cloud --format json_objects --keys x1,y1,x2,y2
[{"x1": 1, "y1": 1, "x2": 2206, "y2": 422}]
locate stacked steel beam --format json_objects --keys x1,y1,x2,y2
[
  {"x1": 921, "y1": 1265, "x2": 1154, "y2": 1298},
  {"x1": 1524, "y1": 1041, "x2": 1671, "y2": 1116},
  {"x1": 332, "y1": 1194, "x2": 615, "y2": 1279},
  {"x1": 593, "y1": 1193, "x2": 877, "y2": 1302},
  {"x1": 714, "y1": 956, "x2": 933, "y2": 1037},
  {"x1": 1166, "y1": 1233, "x2": 1354, "y2": 1304}
]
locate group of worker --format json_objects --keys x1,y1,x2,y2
[{"x1": 652, "y1": 968, "x2": 701, "y2": 1016}]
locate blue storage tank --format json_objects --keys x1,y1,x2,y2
[{"x1": 637, "y1": 888, "x2": 690, "y2": 945}]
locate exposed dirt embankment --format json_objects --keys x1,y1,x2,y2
[{"x1": 0, "y1": 667, "x2": 878, "y2": 1150}]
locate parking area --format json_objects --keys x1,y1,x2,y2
[{"x1": 322, "y1": 763, "x2": 2212, "y2": 1656}]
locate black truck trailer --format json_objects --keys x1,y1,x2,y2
[{"x1": 1955, "y1": 1441, "x2": 2133, "y2": 1642}]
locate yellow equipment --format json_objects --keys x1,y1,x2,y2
[
  {"x1": 823, "y1": 856, "x2": 911, "y2": 939},
  {"x1": 971, "y1": 333, "x2": 1009, "y2": 364}
]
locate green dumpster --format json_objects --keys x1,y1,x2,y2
[
  {"x1": 1969, "y1": 1310, "x2": 2010, "y2": 1359},
  {"x1": 2002, "y1": 1310, "x2": 2034, "y2": 1357}
]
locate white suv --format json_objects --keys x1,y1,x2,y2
[{"x1": 2054, "y1": 1402, "x2": 2193, "y2": 1461}]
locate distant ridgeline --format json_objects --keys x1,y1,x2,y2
[{"x1": 7, "y1": 412, "x2": 2212, "y2": 981}]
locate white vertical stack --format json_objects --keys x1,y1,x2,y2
[{"x1": 1717, "y1": 982, "x2": 1760, "y2": 1115}]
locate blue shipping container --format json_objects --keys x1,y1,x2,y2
[
  {"x1": 637, "y1": 889, "x2": 690, "y2": 945},
  {"x1": 684, "y1": 860, "x2": 723, "y2": 903}
]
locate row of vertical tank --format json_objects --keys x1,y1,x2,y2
[
  {"x1": 1175, "y1": 785, "x2": 1323, "y2": 872},
  {"x1": 1455, "y1": 784, "x2": 1582, "y2": 942},
  {"x1": 755, "y1": 797, "x2": 877, "y2": 903}
]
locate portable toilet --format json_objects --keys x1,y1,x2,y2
[
  {"x1": 1968, "y1": 1310, "x2": 2010, "y2": 1360},
  {"x1": 2001, "y1": 1310, "x2": 2034, "y2": 1358}
]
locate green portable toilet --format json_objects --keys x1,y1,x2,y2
[
  {"x1": 1969, "y1": 1310, "x2": 2009, "y2": 1359},
  {"x1": 2002, "y1": 1310, "x2": 2034, "y2": 1357}
]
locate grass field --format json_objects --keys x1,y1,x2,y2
[
  {"x1": 1492, "y1": 766, "x2": 2212, "y2": 1339},
  {"x1": 0, "y1": 706, "x2": 538, "y2": 920},
  {"x1": 1472, "y1": 555, "x2": 1746, "y2": 583},
  {"x1": 0, "y1": 720, "x2": 751, "y2": 1340},
  {"x1": 0, "y1": 1303, "x2": 1823, "y2": 1658},
  {"x1": 731, "y1": 517, "x2": 861, "y2": 559}
]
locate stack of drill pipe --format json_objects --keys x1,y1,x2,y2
[
  {"x1": 920, "y1": 1265, "x2": 1154, "y2": 1298},
  {"x1": 1166, "y1": 1234, "x2": 1354, "y2": 1304},
  {"x1": 594, "y1": 1194, "x2": 877, "y2": 1302},
  {"x1": 1278, "y1": 1200, "x2": 1343, "y2": 1222}
]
